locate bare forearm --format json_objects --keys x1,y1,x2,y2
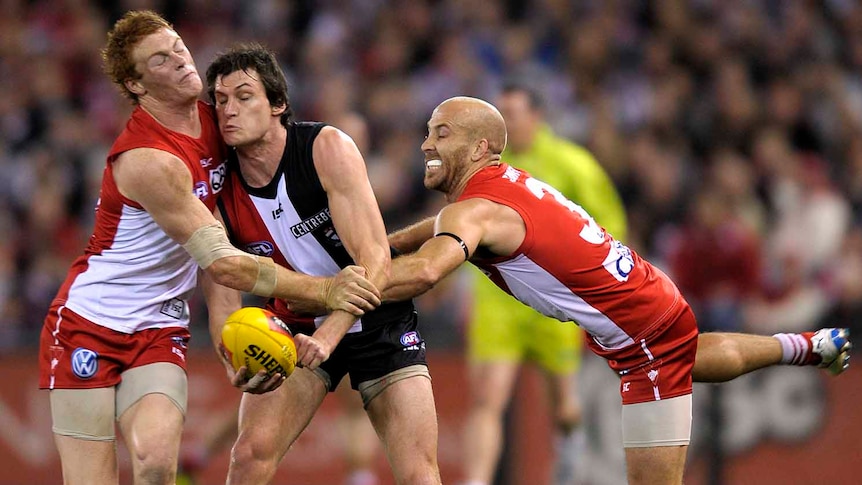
[
  {"x1": 352, "y1": 245, "x2": 391, "y2": 295},
  {"x1": 200, "y1": 272, "x2": 243, "y2": 358},
  {"x1": 388, "y1": 217, "x2": 436, "y2": 254},
  {"x1": 311, "y1": 310, "x2": 358, "y2": 350},
  {"x1": 208, "y1": 255, "x2": 328, "y2": 303},
  {"x1": 382, "y1": 256, "x2": 437, "y2": 302}
]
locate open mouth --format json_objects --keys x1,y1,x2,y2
[{"x1": 425, "y1": 159, "x2": 442, "y2": 169}]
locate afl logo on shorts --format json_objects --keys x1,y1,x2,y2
[
  {"x1": 400, "y1": 331, "x2": 420, "y2": 346},
  {"x1": 71, "y1": 348, "x2": 99, "y2": 379}
]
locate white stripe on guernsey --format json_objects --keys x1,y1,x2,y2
[
  {"x1": 249, "y1": 176, "x2": 362, "y2": 333},
  {"x1": 641, "y1": 339, "x2": 655, "y2": 361},
  {"x1": 494, "y1": 254, "x2": 634, "y2": 350},
  {"x1": 65, "y1": 204, "x2": 197, "y2": 333},
  {"x1": 250, "y1": 176, "x2": 342, "y2": 277}
]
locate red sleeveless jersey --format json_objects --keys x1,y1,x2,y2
[
  {"x1": 459, "y1": 164, "x2": 690, "y2": 362},
  {"x1": 53, "y1": 101, "x2": 227, "y2": 333}
]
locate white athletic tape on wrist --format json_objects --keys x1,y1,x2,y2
[
  {"x1": 183, "y1": 223, "x2": 278, "y2": 297},
  {"x1": 251, "y1": 256, "x2": 278, "y2": 297}
]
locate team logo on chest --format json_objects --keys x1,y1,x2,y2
[
  {"x1": 246, "y1": 241, "x2": 275, "y2": 256},
  {"x1": 71, "y1": 347, "x2": 98, "y2": 379}
]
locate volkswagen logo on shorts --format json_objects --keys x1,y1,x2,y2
[
  {"x1": 400, "y1": 331, "x2": 420, "y2": 346},
  {"x1": 71, "y1": 347, "x2": 98, "y2": 379}
]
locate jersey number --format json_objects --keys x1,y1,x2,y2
[{"x1": 524, "y1": 177, "x2": 633, "y2": 281}]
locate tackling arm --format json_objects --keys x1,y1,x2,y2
[
  {"x1": 112, "y1": 148, "x2": 379, "y2": 315},
  {"x1": 388, "y1": 216, "x2": 437, "y2": 254},
  {"x1": 384, "y1": 199, "x2": 494, "y2": 301}
]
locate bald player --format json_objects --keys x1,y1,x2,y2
[{"x1": 383, "y1": 96, "x2": 851, "y2": 484}]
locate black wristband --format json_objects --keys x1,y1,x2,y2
[{"x1": 435, "y1": 232, "x2": 470, "y2": 260}]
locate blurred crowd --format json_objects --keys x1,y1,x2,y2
[{"x1": 1, "y1": 0, "x2": 861, "y2": 352}]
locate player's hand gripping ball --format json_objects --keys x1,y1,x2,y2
[{"x1": 220, "y1": 307, "x2": 297, "y2": 378}]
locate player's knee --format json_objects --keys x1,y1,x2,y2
[
  {"x1": 391, "y1": 440, "x2": 439, "y2": 485},
  {"x1": 229, "y1": 435, "x2": 280, "y2": 479},
  {"x1": 393, "y1": 459, "x2": 440, "y2": 485},
  {"x1": 130, "y1": 447, "x2": 176, "y2": 485},
  {"x1": 701, "y1": 333, "x2": 746, "y2": 381}
]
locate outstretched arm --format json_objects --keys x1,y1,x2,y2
[
  {"x1": 384, "y1": 199, "x2": 500, "y2": 301},
  {"x1": 113, "y1": 147, "x2": 380, "y2": 314},
  {"x1": 388, "y1": 216, "x2": 436, "y2": 254}
]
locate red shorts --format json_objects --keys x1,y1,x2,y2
[
  {"x1": 38, "y1": 304, "x2": 191, "y2": 390},
  {"x1": 608, "y1": 306, "x2": 699, "y2": 405}
]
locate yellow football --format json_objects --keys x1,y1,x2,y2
[{"x1": 220, "y1": 307, "x2": 297, "y2": 378}]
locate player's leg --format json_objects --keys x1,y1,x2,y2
[
  {"x1": 226, "y1": 367, "x2": 328, "y2": 484},
  {"x1": 40, "y1": 307, "x2": 123, "y2": 484},
  {"x1": 346, "y1": 309, "x2": 439, "y2": 485},
  {"x1": 620, "y1": 386, "x2": 692, "y2": 484},
  {"x1": 362, "y1": 367, "x2": 440, "y2": 485},
  {"x1": 621, "y1": 395, "x2": 691, "y2": 485},
  {"x1": 51, "y1": 388, "x2": 119, "y2": 485},
  {"x1": 116, "y1": 363, "x2": 188, "y2": 485},
  {"x1": 693, "y1": 328, "x2": 852, "y2": 382},
  {"x1": 618, "y1": 309, "x2": 697, "y2": 485},
  {"x1": 624, "y1": 445, "x2": 688, "y2": 485}
]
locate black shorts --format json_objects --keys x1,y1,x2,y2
[{"x1": 291, "y1": 309, "x2": 427, "y2": 391}]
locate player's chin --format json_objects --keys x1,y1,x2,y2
[
  {"x1": 423, "y1": 174, "x2": 442, "y2": 190},
  {"x1": 221, "y1": 131, "x2": 246, "y2": 147}
]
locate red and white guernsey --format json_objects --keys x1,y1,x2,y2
[
  {"x1": 53, "y1": 101, "x2": 227, "y2": 333},
  {"x1": 461, "y1": 164, "x2": 690, "y2": 362}
]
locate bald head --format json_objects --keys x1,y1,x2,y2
[{"x1": 434, "y1": 96, "x2": 507, "y2": 155}]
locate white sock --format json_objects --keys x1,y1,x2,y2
[{"x1": 773, "y1": 333, "x2": 811, "y2": 365}]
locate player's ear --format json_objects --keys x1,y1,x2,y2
[
  {"x1": 471, "y1": 139, "x2": 489, "y2": 161},
  {"x1": 272, "y1": 103, "x2": 286, "y2": 117},
  {"x1": 125, "y1": 79, "x2": 146, "y2": 97}
]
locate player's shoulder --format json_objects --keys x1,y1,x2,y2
[
  {"x1": 313, "y1": 124, "x2": 352, "y2": 147},
  {"x1": 114, "y1": 147, "x2": 189, "y2": 182},
  {"x1": 441, "y1": 197, "x2": 504, "y2": 225}
]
